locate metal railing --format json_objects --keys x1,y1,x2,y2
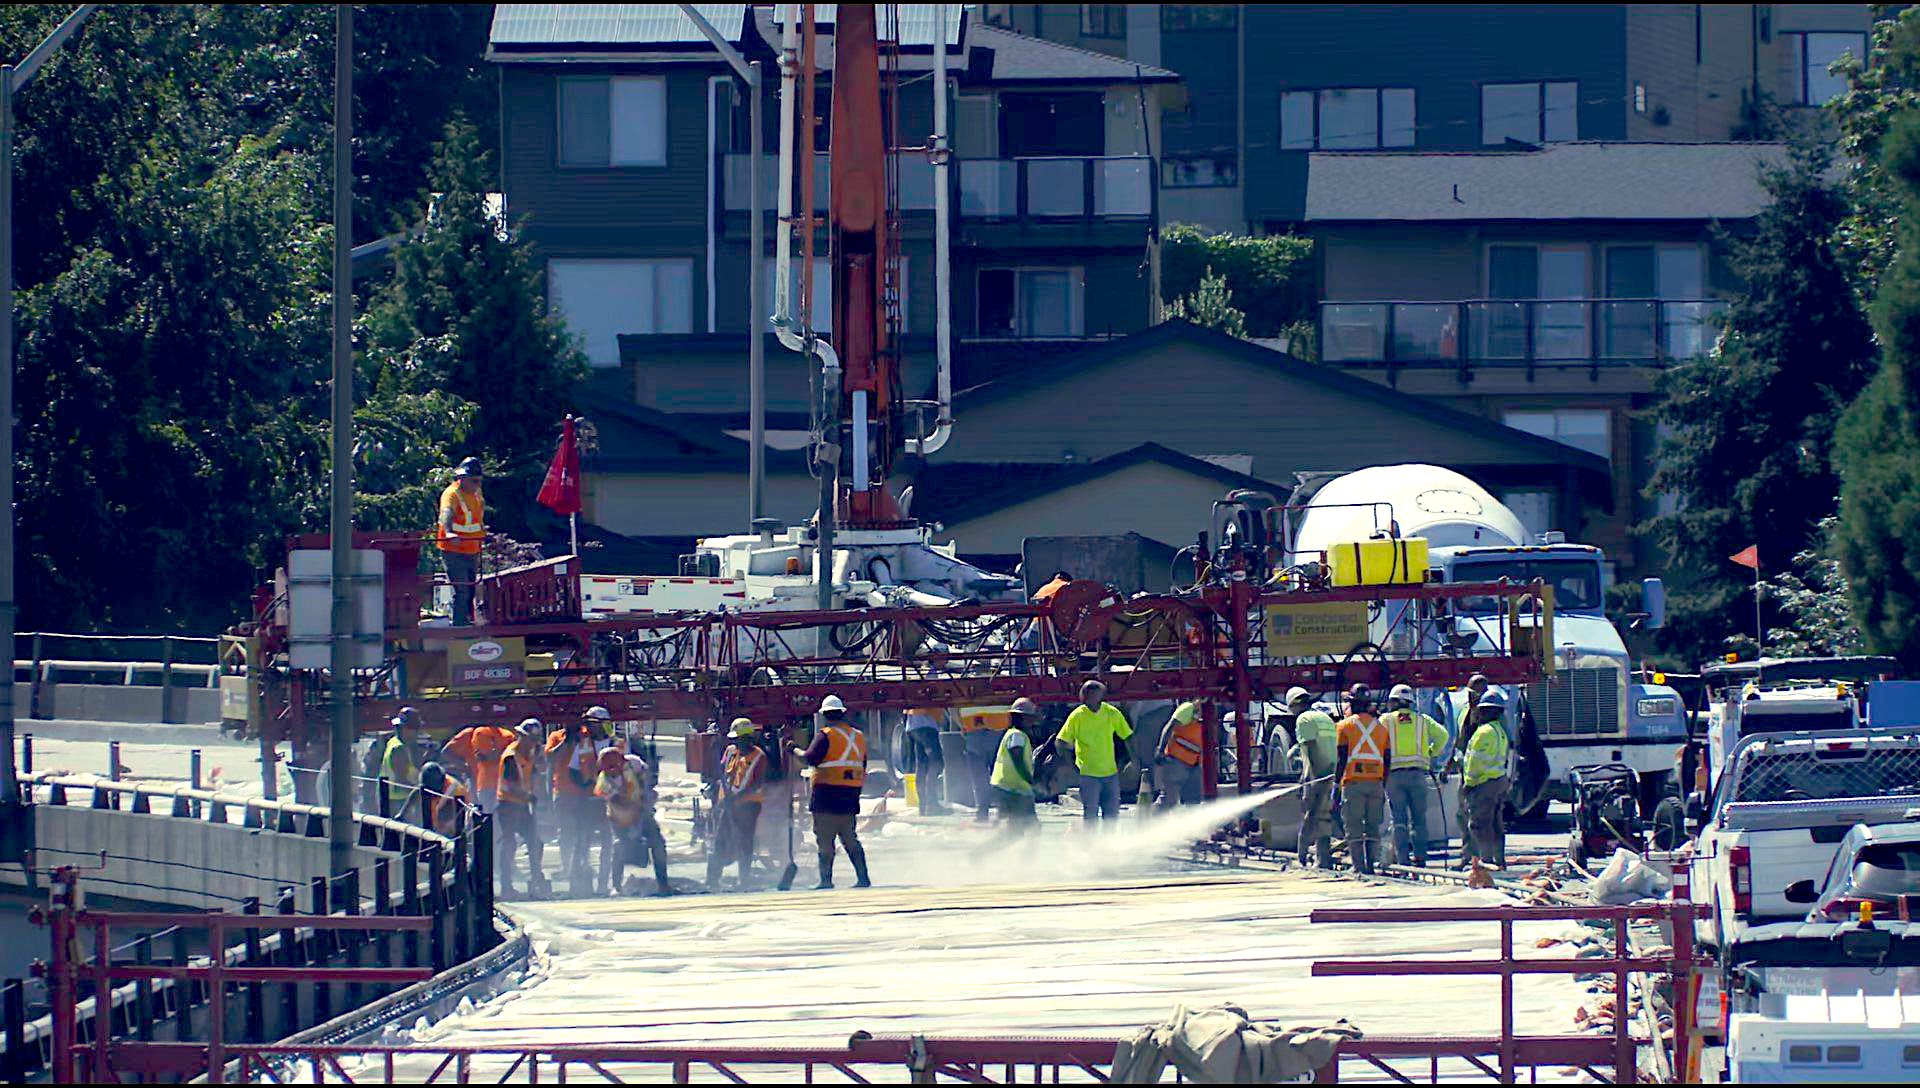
[
  {"x1": 721, "y1": 152, "x2": 1155, "y2": 222},
  {"x1": 1318, "y1": 298, "x2": 1727, "y2": 370}
]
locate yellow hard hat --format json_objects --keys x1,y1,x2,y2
[{"x1": 729, "y1": 717, "x2": 758, "y2": 737}]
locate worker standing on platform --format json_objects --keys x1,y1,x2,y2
[
  {"x1": 902, "y1": 707, "x2": 948, "y2": 815},
  {"x1": 1288, "y1": 688, "x2": 1339, "y2": 870},
  {"x1": 1458, "y1": 692, "x2": 1513, "y2": 870},
  {"x1": 437, "y1": 456, "x2": 486, "y2": 626},
  {"x1": 548, "y1": 706, "x2": 613, "y2": 897},
  {"x1": 496, "y1": 718, "x2": 550, "y2": 899},
  {"x1": 960, "y1": 706, "x2": 1009, "y2": 823},
  {"x1": 1055, "y1": 680, "x2": 1133, "y2": 826},
  {"x1": 596, "y1": 747, "x2": 674, "y2": 896},
  {"x1": 1335, "y1": 686, "x2": 1390, "y2": 874},
  {"x1": 708, "y1": 718, "x2": 770, "y2": 889},
  {"x1": 1382, "y1": 683, "x2": 1451, "y2": 868},
  {"x1": 1153, "y1": 701, "x2": 1204, "y2": 810},
  {"x1": 380, "y1": 708, "x2": 428, "y2": 820},
  {"x1": 798, "y1": 695, "x2": 871, "y2": 889},
  {"x1": 991, "y1": 698, "x2": 1043, "y2": 834},
  {"x1": 441, "y1": 720, "x2": 516, "y2": 813}
]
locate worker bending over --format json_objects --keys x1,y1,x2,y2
[
  {"x1": 495, "y1": 718, "x2": 550, "y2": 899},
  {"x1": 548, "y1": 706, "x2": 614, "y2": 897},
  {"x1": 596, "y1": 747, "x2": 674, "y2": 896},
  {"x1": 1154, "y1": 701, "x2": 1204, "y2": 810},
  {"x1": 1335, "y1": 686, "x2": 1390, "y2": 874},
  {"x1": 1287, "y1": 687, "x2": 1338, "y2": 869},
  {"x1": 418, "y1": 762, "x2": 470, "y2": 838},
  {"x1": 1056, "y1": 680, "x2": 1133, "y2": 825},
  {"x1": 442, "y1": 720, "x2": 516, "y2": 813},
  {"x1": 1382, "y1": 683, "x2": 1451, "y2": 867},
  {"x1": 990, "y1": 698, "x2": 1043, "y2": 834},
  {"x1": 708, "y1": 717, "x2": 770, "y2": 889},
  {"x1": 798, "y1": 695, "x2": 871, "y2": 889},
  {"x1": 1457, "y1": 691, "x2": 1512, "y2": 870},
  {"x1": 436, "y1": 456, "x2": 486, "y2": 626}
]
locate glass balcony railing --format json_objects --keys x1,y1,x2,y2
[
  {"x1": 1319, "y1": 298, "x2": 1727, "y2": 368},
  {"x1": 724, "y1": 153, "x2": 1155, "y2": 222}
]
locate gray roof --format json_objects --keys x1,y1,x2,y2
[
  {"x1": 771, "y1": 4, "x2": 964, "y2": 46},
  {"x1": 1304, "y1": 142, "x2": 1789, "y2": 222},
  {"x1": 490, "y1": 5, "x2": 746, "y2": 48},
  {"x1": 967, "y1": 23, "x2": 1177, "y2": 83}
]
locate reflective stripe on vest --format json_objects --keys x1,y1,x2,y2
[
  {"x1": 1164, "y1": 719, "x2": 1204, "y2": 767},
  {"x1": 1345, "y1": 718, "x2": 1387, "y2": 783},
  {"x1": 1463, "y1": 723, "x2": 1511, "y2": 788},
  {"x1": 816, "y1": 724, "x2": 867, "y2": 788},
  {"x1": 438, "y1": 483, "x2": 484, "y2": 554},
  {"x1": 727, "y1": 746, "x2": 767, "y2": 802},
  {"x1": 1387, "y1": 710, "x2": 1442, "y2": 770}
]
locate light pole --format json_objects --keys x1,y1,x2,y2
[
  {"x1": 0, "y1": 4, "x2": 99, "y2": 861},
  {"x1": 327, "y1": 4, "x2": 356, "y2": 879}
]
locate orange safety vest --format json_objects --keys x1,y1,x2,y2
[
  {"x1": 430, "y1": 781, "x2": 469, "y2": 836},
  {"x1": 546, "y1": 731, "x2": 601, "y2": 798},
  {"x1": 444, "y1": 725, "x2": 514, "y2": 796},
  {"x1": 437, "y1": 482, "x2": 484, "y2": 555},
  {"x1": 1338, "y1": 714, "x2": 1389, "y2": 785},
  {"x1": 815, "y1": 723, "x2": 868, "y2": 789},
  {"x1": 1163, "y1": 718, "x2": 1204, "y2": 767},
  {"x1": 726, "y1": 745, "x2": 767, "y2": 803},
  {"x1": 598, "y1": 770, "x2": 646, "y2": 829},
  {"x1": 497, "y1": 740, "x2": 536, "y2": 806}
]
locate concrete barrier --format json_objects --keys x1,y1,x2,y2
[{"x1": 14, "y1": 681, "x2": 221, "y2": 725}]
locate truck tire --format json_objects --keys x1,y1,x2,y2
[{"x1": 1652, "y1": 796, "x2": 1687, "y2": 851}]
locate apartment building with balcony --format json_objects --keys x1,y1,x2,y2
[{"x1": 487, "y1": 5, "x2": 1181, "y2": 549}]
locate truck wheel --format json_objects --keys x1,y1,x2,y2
[
  {"x1": 1637, "y1": 771, "x2": 1671, "y2": 826},
  {"x1": 1652, "y1": 797, "x2": 1687, "y2": 851}
]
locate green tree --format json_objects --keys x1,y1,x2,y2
[
  {"x1": 1754, "y1": 517, "x2": 1866, "y2": 658},
  {"x1": 1643, "y1": 141, "x2": 1877, "y2": 663},
  {"x1": 1166, "y1": 268, "x2": 1248, "y2": 339},
  {"x1": 1160, "y1": 225, "x2": 1315, "y2": 339},
  {"x1": 1832, "y1": 7, "x2": 1920, "y2": 294}
]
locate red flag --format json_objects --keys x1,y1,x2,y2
[
  {"x1": 537, "y1": 415, "x2": 582, "y2": 516},
  {"x1": 1729, "y1": 545, "x2": 1759, "y2": 571}
]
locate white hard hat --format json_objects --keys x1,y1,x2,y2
[
  {"x1": 819, "y1": 694, "x2": 847, "y2": 713},
  {"x1": 583, "y1": 705, "x2": 612, "y2": 721},
  {"x1": 1285, "y1": 686, "x2": 1313, "y2": 705},
  {"x1": 1388, "y1": 684, "x2": 1416, "y2": 703}
]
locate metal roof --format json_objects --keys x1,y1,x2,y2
[
  {"x1": 770, "y1": 5, "x2": 964, "y2": 46},
  {"x1": 1304, "y1": 142, "x2": 1789, "y2": 222},
  {"x1": 490, "y1": 5, "x2": 746, "y2": 48}
]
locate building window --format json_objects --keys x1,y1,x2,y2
[
  {"x1": 558, "y1": 76, "x2": 667, "y2": 167},
  {"x1": 1788, "y1": 31, "x2": 1865, "y2": 105},
  {"x1": 1162, "y1": 5, "x2": 1237, "y2": 31},
  {"x1": 1080, "y1": 4, "x2": 1126, "y2": 38},
  {"x1": 548, "y1": 259, "x2": 693, "y2": 365},
  {"x1": 1503, "y1": 409, "x2": 1612, "y2": 462},
  {"x1": 976, "y1": 268, "x2": 1084, "y2": 338},
  {"x1": 1162, "y1": 153, "x2": 1239, "y2": 188},
  {"x1": 1281, "y1": 88, "x2": 1415, "y2": 150},
  {"x1": 1481, "y1": 81, "x2": 1577, "y2": 146}
]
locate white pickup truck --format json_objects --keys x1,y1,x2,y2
[{"x1": 1686, "y1": 728, "x2": 1920, "y2": 950}]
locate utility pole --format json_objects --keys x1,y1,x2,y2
[
  {"x1": 0, "y1": 4, "x2": 98, "y2": 862},
  {"x1": 327, "y1": 4, "x2": 356, "y2": 879}
]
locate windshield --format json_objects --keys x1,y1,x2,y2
[
  {"x1": 1848, "y1": 843, "x2": 1920, "y2": 899},
  {"x1": 1453, "y1": 558, "x2": 1603, "y2": 612}
]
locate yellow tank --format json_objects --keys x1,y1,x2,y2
[{"x1": 1327, "y1": 537, "x2": 1430, "y2": 587}]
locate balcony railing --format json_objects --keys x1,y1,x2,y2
[
  {"x1": 1318, "y1": 298, "x2": 1727, "y2": 369},
  {"x1": 721, "y1": 153, "x2": 1154, "y2": 222}
]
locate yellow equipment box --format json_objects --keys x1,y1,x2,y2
[{"x1": 1327, "y1": 537, "x2": 1429, "y2": 587}]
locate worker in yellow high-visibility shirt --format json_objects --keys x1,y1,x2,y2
[{"x1": 437, "y1": 456, "x2": 486, "y2": 625}]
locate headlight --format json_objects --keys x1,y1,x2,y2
[{"x1": 1637, "y1": 696, "x2": 1679, "y2": 718}]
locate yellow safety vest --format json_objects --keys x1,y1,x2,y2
[{"x1": 1386, "y1": 709, "x2": 1448, "y2": 771}]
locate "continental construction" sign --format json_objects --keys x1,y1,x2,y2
[{"x1": 1264, "y1": 601, "x2": 1370, "y2": 657}]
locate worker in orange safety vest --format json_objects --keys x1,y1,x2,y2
[
  {"x1": 797, "y1": 695, "x2": 870, "y2": 890},
  {"x1": 418, "y1": 762, "x2": 470, "y2": 839},
  {"x1": 707, "y1": 717, "x2": 770, "y2": 890},
  {"x1": 437, "y1": 456, "x2": 485, "y2": 625},
  {"x1": 1335, "y1": 685, "x2": 1392, "y2": 874},
  {"x1": 1153, "y1": 701, "x2": 1204, "y2": 811},
  {"x1": 495, "y1": 718, "x2": 550, "y2": 899},
  {"x1": 441, "y1": 721, "x2": 516, "y2": 812},
  {"x1": 547, "y1": 707, "x2": 614, "y2": 897},
  {"x1": 595, "y1": 747, "x2": 673, "y2": 896}
]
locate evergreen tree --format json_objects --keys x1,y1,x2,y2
[
  {"x1": 1160, "y1": 225, "x2": 1314, "y2": 339},
  {"x1": 1643, "y1": 141, "x2": 1877, "y2": 663},
  {"x1": 1167, "y1": 268, "x2": 1248, "y2": 339},
  {"x1": 1835, "y1": 113, "x2": 1920, "y2": 668},
  {"x1": 1758, "y1": 516, "x2": 1866, "y2": 658}
]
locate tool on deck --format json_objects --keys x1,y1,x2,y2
[{"x1": 777, "y1": 738, "x2": 801, "y2": 890}]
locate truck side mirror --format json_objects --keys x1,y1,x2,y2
[
  {"x1": 1641, "y1": 577, "x2": 1666, "y2": 631},
  {"x1": 1784, "y1": 879, "x2": 1819, "y2": 905}
]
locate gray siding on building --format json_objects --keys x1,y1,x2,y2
[{"x1": 943, "y1": 460, "x2": 1246, "y2": 554}]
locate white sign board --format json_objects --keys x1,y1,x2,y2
[{"x1": 287, "y1": 548, "x2": 388, "y2": 670}]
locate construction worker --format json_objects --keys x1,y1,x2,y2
[
  {"x1": 441, "y1": 720, "x2": 516, "y2": 813},
  {"x1": 437, "y1": 456, "x2": 486, "y2": 626},
  {"x1": 1458, "y1": 691, "x2": 1513, "y2": 870},
  {"x1": 379, "y1": 708, "x2": 428, "y2": 820},
  {"x1": 1335, "y1": 685, "x2": 1390, "y2": 875},
  {"x1": 1447, "y1": 673, "x2": 1491, "y2": 737},
  {"x1": 495, "y1": 718, "x2": 550, "y2": 899},
  {"x1": 707, "y1": 717, "x2": 769, "y2": 889},
  {"x1": 991, "y1": 698, "x2": 1042, "y2": 834},
  {"x1": 595, "y1": 747, "x2": 674, "y2": 896},
  {"x1": 548, "y1": 706, "x2": 613, "y2": 897},
  {"x1": 1287, "y1": 687, "x2": 1338, "y2": 870},
  {"x1": 797, "y1": 695, "x2": 871, "y2": 889},
  {"x1": 1032, "y1": 570, "x2": 1073, "y2": 601},
  {"x1": 418, "y1": 762, "x2": 470, "y2": 838},
  {"x1": 1153, "y1": 701, "x2": 1204, "y2": 810},
  {"x1": 902, "y1": 706, "x2": 948, "y2": 815},
  {"x1": 960, "y1": 705, "x2": 1011, "y2": 823},
  {"x1": 1382, "y1": 683, "x2": 1452, "y2": 868},
  {"x1": 1054, "y1": 680, "x2": 1133, "y2": 825}
]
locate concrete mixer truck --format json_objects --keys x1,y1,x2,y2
[{"x1": 1286, "y1": 464, "x2": 1686, "y2": 817}]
